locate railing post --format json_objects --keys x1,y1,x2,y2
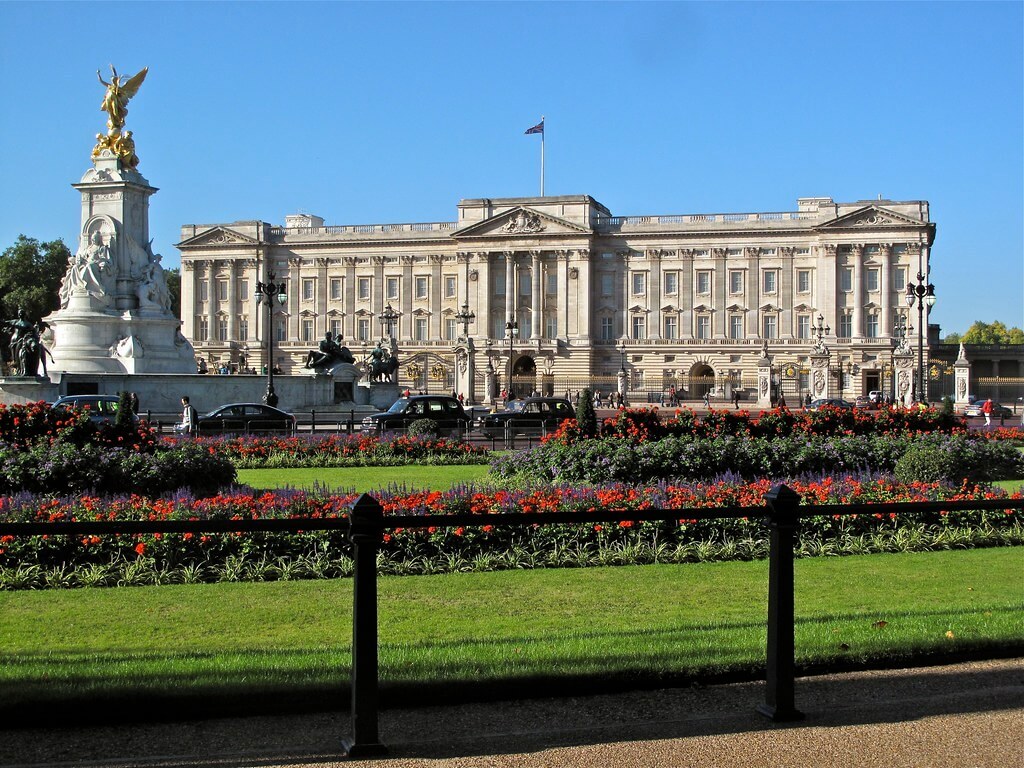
[
  {"x1": 311, "y1": 409, "x2": 316, "y2": 433},
  {"x1": 342, "y1": 493, "x2": 388, "y2": 758},
  {"x1": 349, "y1": 409, "x2": 355, "y2": 435},
  {"x1": 758, "y1": 483, "x2": 804, "y2": 722}
]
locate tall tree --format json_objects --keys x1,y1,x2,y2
[
  {"x1": 0, "y1": 235, "x2": 71, "y2": 321},
  {"x1": 959, "y1": 321, "x2": 1024, "y2": 345},
  {"x1": 164, "y1": 267, "x2": 181, "y2": 319}
]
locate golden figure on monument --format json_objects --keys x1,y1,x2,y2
[{"x1": 93, "y1": 65, "x2": 147, "y2": 168}]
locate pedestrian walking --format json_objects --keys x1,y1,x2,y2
[
  {"x1": 703, "y1": 391, "x2": 710, "y2": 409},
  {"x1": 180, "y1": 396, "x2": 198, "y2": 436},
  {"x1": 732, "y1": 391, "x2": 740, "y2": 409},
  {"x1": 982, "y1": 397, "x2": 993, "y2": 427}
]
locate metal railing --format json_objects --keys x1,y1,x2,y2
[{"x1": 2, "y1": 489, "x2": 1019, "y2": 758}]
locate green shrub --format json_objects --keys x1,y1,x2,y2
[
  {"x1": 576, "y1": 388, "x2": 597, "y2": 437},
  {"x1": 407, "y1": 418, "x2": 441, "y2": 439}
]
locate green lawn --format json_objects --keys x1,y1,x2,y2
[
  {"x1": 236, "y1": 464, "x2": 492, "y2": 492},
  {"x1": 1, "y1": 548, "x2": 1020, "y2": 723}
]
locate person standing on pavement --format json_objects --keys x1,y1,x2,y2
[
  {"x1": 982, "y1": 397, "x2": 993, "y2": 427},
  {"x1": 732, "y1": 391, "x2": 740, "y2": 409},
  {"x1": 180, "y1": 396, "x2": 198, "y2": 436}
]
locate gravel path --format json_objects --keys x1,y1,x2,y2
[{"x1": 3, "y1": 658, "x2": 1022, "y2": 768}]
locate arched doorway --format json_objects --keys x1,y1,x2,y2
[
  {"x1": 510, "y1": 355, "x2": 536, "y2": 399},
  {"x1": 689, "y1": 363, "x2": 715, "y2": 402}
]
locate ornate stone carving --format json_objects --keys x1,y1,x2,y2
[
  {"x1": 468, "y1": 269, "x2": 479, "y2": 282},
  {"x1": 778, "y1": 247, "x2": 795, "y2": 259},
  {"x1": 744, "y1": 247, "x2": 761, "y2": 259},
  {"x1": 853, "y1": 213, "x2": 895, "y2": 226},
  {"x1": 711, "y1": 248, "x2": 727, "y2": 259},
  {"x1": 501, "y1": 210, "x2": 544, "y2": 234},
  {"x1": 568, "y1": 267, "x2": 579, "y2": 279}
]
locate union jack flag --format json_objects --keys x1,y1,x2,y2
[{"x1": 524, "y1": 120, "x2": 544, "y2": 135}]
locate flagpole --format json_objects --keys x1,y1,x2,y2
[{"x1": 540, "y1": 116, "x2": 545, "y2": 197}]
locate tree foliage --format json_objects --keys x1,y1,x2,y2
[
  {"x1": 0, "y1": 235, "x2": 71, "y2": 321},
  {"x1": 164, "y1": 267, "x2": 181, "y2": 318},
  {"x1": 959, "y1": 321, "x2": 1024, "y2": 345}
]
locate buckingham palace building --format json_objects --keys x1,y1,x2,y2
[{"x1": 177, "y1": 194, "x2": 936, "y2": 404}]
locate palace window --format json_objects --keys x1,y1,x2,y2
[
  {"x1": 386, "y1": 277, "x2": 399, "y2": 300},
  {"x1": 357, "y1": 318, "x2": 370, "y2": 341},
  {"x1": 276, "y1": 321, "x2": 285, "y2": 342},
  {"x1": 762, "y1": 270, "x2": 777, "y2": 295},
  {"x1": 600, "y1": 274, "x2": 614, "y2": 296},
  {"x1": 414, "y1": 318, "x2": 427, "y2": 341},
  {"x1": 762, "y1": 315, "x2": 777, "y2": 339},
  {"x1": 797, "y1": 270, "x2": 811, "y2": 293},
  {"x1": 729, "y1": 315, "x2": 743, "y2": 340},
  {"x1": 415, "y1": 276, "x2": 428, "y2": 300},
  {"x1": 866, "y1": 268, "x2": 879, "y2": 292},
  {"x1": 631, "y1": 316, "x2": 646, "y2": 340},
  {"x1": 664, "y1": 271, "x2": 678, "y2": 295},
  {"x1": 893, "y1": 267, "x2": 906, "y2": 291},
  {"x1": 238, "y1": 279, "x2": 249, "y2": 301},
  {"x1": 839, "y1": 268, "x2": 853, "y2": 292},
  {"x1": 519, "y1": 273, "x2": 531, "y2": 297},
  {"x1": 547, "y1": 272, "x2": 557, "y2": 295},
  {"x1": 696, "y1": 271, "x2": 711, "y2": 295},
  {"x1": 445, "y1": 319, "x2": 457, "y2": 341},
  {"x1": 302, "y1": 279, "x2": 314, "y2": 301},
  {"x1": 217, "y1": 280, "x2": 228, "y2": 302},
  {"x1": 866, "y1": 313, "x2": 880, "y2": 338},
  {"x1": 729, "y1": 271, "x2": 743, "y2": 294},
  {"x1": 838, "y1": 313, "x2": 853, "y2": 338},
  {"x1": 238, "y1": 318, "x2": 248, "y2": 341},
  {"x1": 199, "y1": 282, "x2": 209, "y2": 302},
  {"x1": 302, "y1": 319, "x2": 314, "y2": 342},
  {"x1": 330, "y1": 278, "x2": 342, "y2": 301},
  {"x1": 358, "y1": 277, "x2": 371, "y2": 300},
  {"x1": 197, "y1": 317, "x2": 208, "y2": 341},
  {"x1": 545, "y1": 315, "x2": 558, "y2": 339},
  {"x1": 494, "y1": 275, "x2": 505, "y2": 295},
  {"x1": 444, "y1": 276, "x2": 457, "y2": 298},
  {"x1": 330, "y1": 319, "x2": 342, "y2": 339},
  {"x1": 664, "y1": 315, "x2": 678, "y2": 339},
  {"x1": 696, "y1": 315, "x2": 710, "y2": 339},
  {"x1": 797, "y1": 314, "x2": 811, "y2": 339},
  {"x1": 631, "y1": 272, "x2": 646, "y2": 296},
  {"x1": 600, "y1": 316, "x2": 614, "y2": 341},
  {"x1": 217, "y1": 318, "x2": 228, "y2": 341}
]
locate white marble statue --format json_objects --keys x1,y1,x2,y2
[{"x1": 59, "y1": 231, "x2": 115, "y2": 308}]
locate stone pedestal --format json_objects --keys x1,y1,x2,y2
[
  {"x1": 954, "y1": 345, "x2": 971, "y2": 407},
  {"x1": 483, "y1": 359, "x2": 496, "y2": 406},
  {"x1": 617, "y1": 369, "x2": 628, "y2": 405},
  {"x1": 810, "y1": 354, "x2": 831, "y2": 401},
  {"x1": 43, "y1": 152, "x2": 194, "y2": 375},
  {"x1": 894, "y1": 352, "x2": 915, "y2": 407},
  {"x1": 355, "y1": 381, "x2": 401, "y2": 410},
  {"x1": 757, "y1": 354, "x2": 773, "y2": 409},
  {"x1": 454, "y1": 339, "x2": 476, "y2": 404}
]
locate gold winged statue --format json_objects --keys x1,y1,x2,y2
[{"x1": 93, "y1": 65, "x2": 147, "y2": 167}]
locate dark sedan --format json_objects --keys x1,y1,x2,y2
[
  {"x1": 476, "y1": 397, "x2": 575, "y2": 438},
  {"x1": 805, "y1": 398, "x2": 855, "y2": 411},
  {"x1": 361, "y1": 395, "x2": 470, "y2": 436},
  {"x1": 178, "y1": 403, "x2": 296, "y2": 435}
]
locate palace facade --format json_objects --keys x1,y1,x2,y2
[{"x1": 177, "y1": 194, "x2": 936, "y2": 403}]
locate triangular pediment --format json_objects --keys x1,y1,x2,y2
[
  {"x1": 452, "y1": 206, "x2": 592, "y2": 238},
  {"x1": 816, "y1": 205, "x2": 927, "y2": 230},
  {"x1": 793, "y1": 303, "x2": 814, "y2": 312},
  {"x1": 177, "y1": 226, "x2": 259, "y2": 248}
]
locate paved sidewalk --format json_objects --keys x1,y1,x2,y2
[{"x1": 3, "y1": 658, "x2": 1022, "y2": 768}]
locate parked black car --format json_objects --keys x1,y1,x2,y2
[
  {"x1": 175, "y1": 403, "x2": 296, "y2": 435},
  {"x1": 805, "y1": 398, "x2": 855, "y2": 411},
  {"x1": 361, "y1": 395, "x2": 470, "y2": 436},
  {"x1": 52, "y1": 395, "x2": 139, "y2": 425},
  {"x1": 476, "y1": 397, "x2": 575, "y2": 438}
]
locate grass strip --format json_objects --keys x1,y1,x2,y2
[
  {"x1": 236, "y1": 464, "x2": 492, "y2": 492},
  {"x1": 0, "y1": 548, "x2": 1020, "y2": 723}
]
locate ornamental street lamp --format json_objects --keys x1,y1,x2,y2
[
  {"x1": 454, "y1": 301, "x2": 476, "y2": 339},
  {"x1": 813, "y1": 314, "x2": 830, "y2": 346},
  {"x1": 505, "y1": 318, "x2": 519, "y2": 398},
  {"x1": 618, "y1": 339, "x2": 627, "y2": 373},
  {"x1": 255, "y1": 272, "x2": 288, "y2": 407},
  {"x1": 905, "y1": 272, "x2": 936, "y2": 402},
  {"x1": 379, "y1": 303, "x2": 399, "y2": 340}
]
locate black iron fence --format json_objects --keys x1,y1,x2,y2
[{"x1": 1, "y1": 489, "x2": 1021, "y2": 759}]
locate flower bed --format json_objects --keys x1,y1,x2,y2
[
  {"x1": 186, "y1": 433, "x2": 490, "y2": 468},
  {"x1": 1, "y1": 477, "x2": 1019, "y2": 588}
]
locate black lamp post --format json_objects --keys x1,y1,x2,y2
[
  {"x1": 379, "y1": 303, "x2": 399, "y2": 340},
  {"x1": 618, "y1": 339, "x2": 626, "y2": 373},
  {"x1": 505, "y1": 318, "x2": 519, "y2": 398},
  {"x1": 905, "y1": 272, "x2": 936, "y2": 402},
  {"x1": 255, "y1": 272, "x2": 288, "y2": 407},
  {"x1": 454, "y1": 301, "x2": 476, "y2": 339},
  {"x1": 812, "y1": 314, "x2": 830, "y2": 346}
]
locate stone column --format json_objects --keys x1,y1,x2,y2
[
  {"x1": 473, "y1": 253, "x2": 490, "y2": 341},
  {"x1": 713, "y1": 248, "x2": 727, "y2": 338},
  {"x1": 649, "y1": 249, "x2": 662, "y2": 340},
  {"x1": 316, "y1": 257, "x2": 329, "y2": 338},
  {"x1": 288, "y1": 257, "x2": 302, "y2": 344},
  {"x1": 205, "y1": 262, "x2": 217, "y2": 351},
  {"x1": 504, "y1": 251, "x2": 515, "y2": 323},
  {"x1": 779, "y1": 248, "x2": 795, "y2": 337},
  {"x1": 431, "y1": 255, "x2": 444, "y2": 340},
  {"x1": 181, "y1": 260, "x2": 196, "y2": 341},
  {"x1": 344, "y1": 257, "x2": 358, "y2": 340},
  {"x1": 556, "y1": 250, "x2": 569, "y2": 341},
  {"x1": 879, "y1": 243, "x2": 892, "y2": 338},
  {"x1": 954, "y1": 343, "x2": 971, "y2": 407},
  {"x1": 850, "y1": 244, "x2": 864, "y2": 339},
  {"x1": 226, "y1": 259, "x2": 238, "y2": 344},
  {"x1": 679, "y1": 250, "x2": 694, "y2": 339},
  {"x1": 530, "y1": 250, "x2": 542, "y2": 339}
]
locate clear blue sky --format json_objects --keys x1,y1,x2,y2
[{"x1": 1, "y1": 1, "x2": 1021, "y2": 336}]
